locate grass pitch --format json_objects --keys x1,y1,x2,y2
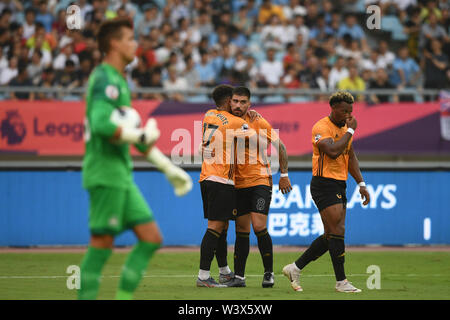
[{"x1": 0, "y1": 249, "x2": 449, "y2": 300}]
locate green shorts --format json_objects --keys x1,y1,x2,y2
[{"x1": 87, "y1": 182, "x2": 154, "y2": 236}]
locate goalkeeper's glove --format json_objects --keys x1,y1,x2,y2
[
  {"x1": 146, "y1": 146, "x2": 193, "y2": 197},
  {"x1": 119, "y1": 118, "x2": 160, "y2": 145}
]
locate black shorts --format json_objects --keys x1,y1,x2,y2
[
  {"x1": 310, "y1": 176, "x2": 347, "y2": 212},
  {"x1": 236, "y1": 185, "x2": 272, "y2": 217},
  {"x1": 200, "y1": 180, "x2": 237, "y2": 221}
]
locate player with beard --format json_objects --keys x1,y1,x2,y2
[{"x1": 219, "y1": 86, "x2": 292, "y2": 288}]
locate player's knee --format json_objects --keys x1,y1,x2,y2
[{"x1": 90, "y1": 235, "x2": 114, "y2": 248}]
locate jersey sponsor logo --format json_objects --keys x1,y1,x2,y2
[
  {"x1": 336, "y1": 193, "x2": 342, "y2": 199},
  {"x1": 105, "y1": 85, "x2": 119, "y2": 100},
  {"x1": 314, "y1": 134, "x2": 321, "y2": 143},
  {"x1": 0, "y1": 110, "x2": 27, "y2": 145}
]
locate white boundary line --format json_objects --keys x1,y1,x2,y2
[{"x1": 0, "y1": 273, "x2": 444, "y2": 279}]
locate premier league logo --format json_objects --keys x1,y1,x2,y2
[{"x1": 0, "y1": 110, "x2": 27, "y2": 145}]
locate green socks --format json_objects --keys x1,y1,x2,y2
[
  {"x1": 78, "y1": 246, "x2": 112, "y2": 300},
  {"x1": 116, "y1": 241, "x2": 160, "y2": 300}
]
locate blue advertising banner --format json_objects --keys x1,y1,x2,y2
[{"x1": 0, "y1": 170, "x2": 449, "y2": 246}]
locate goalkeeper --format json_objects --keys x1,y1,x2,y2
[{"x1": 79, "y1": 18, "x2": 192, "y2": 300}]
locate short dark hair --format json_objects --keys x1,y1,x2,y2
[
  {"x1": 212, "y1": 84, "x2": 233, "y2": 107},
  {"x1": 232, "y1": 86, "x2": 251, "y2": 99},
  {"x1": 329, "y1": 91, "x2": 354, "y2": 107},
  {"x1": 97, "y1": 18, "x2": 133, "y2": 54}
]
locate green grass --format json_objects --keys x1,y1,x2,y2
[{"x1": 0, "y1": 251, "x2": 449, "y2": 300}]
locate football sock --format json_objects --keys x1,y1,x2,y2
[
  {"x1": 255, "y1": 228, "x2": 273, "y2": 273},
  {"x1": 295, "y1": 234, "x2": 329, "y2": 270},
  {"x1": 199, "y1": 228, "x2": 221, "y2": 271},
  {"x1": 116, "y1": 241, "x2": 160, "y2": 300},
  {"x1": 328, "y1": 234, "x2": 346, "y2": 281},
  {"x1": 219, "y1": 266, "x2": 232, "y2": 275},
  {"x1": 234, "y1": 231, "x2": 250, "y2": 277},
  {"x1": 78, "y1": 246, "x2": 112, "y2": 300},
  {"x1": 215, "y1": 229, "x2": 228, "y2": 268}
]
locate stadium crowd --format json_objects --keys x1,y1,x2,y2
[{"x1": 0, "y1": 0, "x2": 449, "y2": 102}]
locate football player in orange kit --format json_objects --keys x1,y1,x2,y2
[{"x1": 221, "y1": 86, "x2": 292, "y2": 288}]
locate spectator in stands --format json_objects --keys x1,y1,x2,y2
[
  {"x1": 316, "y1": 65, "x2": 333, "y2": 93},
  {"x1": 78, "y1": 58, "x2": 93, "y2": 87},
  {"x1": 403, "y1": 6, "x2": 422, "y2": 59},
  {"x1": 377, "y1": 40, "x2": 396, "y2": 67},
  {"x1": 419, "y1": 12, "x2": 449, "y2": 49},
  {"x1": 146, "y1": 67, "x2": 165, "y2": 101},
  {"x1": 232, "y1": 5, "x2": 254, "y2": 37},
  {"x1": 23, "y1": 7, "x2": 36, "y2": 40},
  {"x1": 0, "y1": 55, "x2": 18, "y2": 85},
  {"x1": 282, "y1": 0, "x2": 307, "y2": 21},
  {"x1": 282, "y1": 65, "x2": 301, "y2": 89},
  {"x1": 0, "y1": 8, "x2": 12, "y2": 29},
  {"x1": 53, "y1": 38, "x2": 79, "y2": 70},
  {"x1": 360, "y1": 49, "x2": 387, "y2": 75},
  {"x1": 337, "y1": 13, "x2": 369, "y2": 52},
  {"x1": 300, "y1": 56, "x2": 321, "y2": 89},
  {"x1": 131, "y1": 56, "x2": 152, "y2": 91},
  {"x1": 391, "y1": 46, "x2": 421, "y2": 89},
  {"x1": 259, "y1": 0, "x2": 285, "y2": 24},
  {"x1": 36, "y1": 68, "x2": 56, "y2": 100},
  {"x1": 55, "y1": 59, "x2": 80, "y2": 90},
  {"x1": 329, "y1": 56, "x2": 349, "y2": 90},
  {"x1": 183, "y1": 55, "x2": 201, "y2": 88},
  {"x1": 261, "y1": 14, "x2": 285, "y2": 51},
  {"x1": 259, "y1": 47, "x2": 284, "y2": 88},
  {"x1": 26, "y1": 22, "x2": 55, "y2": 53},
  {"x1": 163, "y1": 65, "x2": 188, "y2": 101},
  {"x1": 136, "y1": 35, "x2": 156, "y2": 68},
  {"x1": 9, "y1": 61, "x2": 34, "y2": 101},
  {"x1": 35, "y1": 1, "x2": 53, "y2": 33},
  {"x1": 368, "y1": 68, "x2": 398, "y2": 104},
  {"x1": 26, "y1": 49, "x2": 44, "y2": 85},
  {"x1": 422, "y1": 38, "x2": 449, "y2": 92},
  {"x1": 197, "y1": 9, "x2": 214, "y2": 38},
  {"x1": 137, "y1": 5, "x2": 162, "y2": 37},
  {"x1": 309, "y1": 13, "x2": 334, "y2": 46},
  {"x1": 338, "y1": 65, "x2": 366, "y2": 101},
  {"x1": 195, "y1": 51, "x2": 216, "y2": 87},
  {"x1": 52, "y1": 9, "x2": 67, "y2": 38}
]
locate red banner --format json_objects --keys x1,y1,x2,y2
[{"x1": 0, "y1": 100, "x2": 441, "y2": 156}]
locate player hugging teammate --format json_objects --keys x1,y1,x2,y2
[{"x1": 197, "y1": 85, "x2": 291, "y2": 288}]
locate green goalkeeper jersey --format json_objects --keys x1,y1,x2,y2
[{"x1": 82, "y1": 63, "x2": 141, "y2": 190}]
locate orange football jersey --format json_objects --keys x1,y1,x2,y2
[
  {"x1": 312, "y1": 116, "x2": 352, "y2": 181},
  {"x1": 199, "y1": 109, "x2": 252, "y2": 185},
  {"x1": 234, "y1": 115, "x2": 279, "y2": 189}
]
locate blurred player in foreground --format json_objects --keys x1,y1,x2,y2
[
  {"x1": 196, "y1": 85, "x2": 255, "y2": 287},
  {"x1": 218, "y1": 86, "x2": 292, "y2": 288},
  {"x1": 79, "y1": 18, "x2": 192, "y2": 300},
  {"x1": 282, "y1": 91, "x2": 370, "y2": 293}
]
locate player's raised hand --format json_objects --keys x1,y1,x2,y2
[
  {"x1": 247, "y1": 109, "x2": 261, "y2": 122},
  {"x1": 359, "y1": 186, "x2": 370, "y2": 206},
  {"x1": 146, "y1": 146, "x2": 193, "y2": 197},
  {"x1": 346, "y1": 116, "x2": 357, "y2": 130},
  {"x1": 279, "y1": 176, "x2": 292, "y2": 194},
  {"x1": 143, "y1": 118, "x2": 160, "y2": 145}
]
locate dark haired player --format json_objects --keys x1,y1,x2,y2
[
  {"x1": 219, "y1": 86, "x2": 292, "y2": 288},
  {"x1": 283, "y1": 91, "x2": 370, "y2": 293},
  {"x1": 196, "y1": 85, "x2": 257, "y2": 287}
]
